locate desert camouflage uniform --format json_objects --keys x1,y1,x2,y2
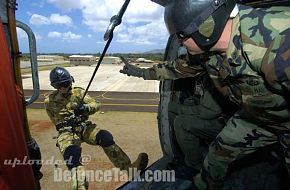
[
  {"x1": 44, "y1": 87, "x2": 102, "y2": 152},
  {"x1": 44, "y1": 87, "x2": 131, "y2": 190},
  {"x1": 193, "y1": 5, "x2": 290, "y2": 189}
]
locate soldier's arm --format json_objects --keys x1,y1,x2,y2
[
  {"x1": 149, "y1": 58, "x2": 205, "y2": 81},
  {"x1": 83, "y1": 93, "x2": 101, "y2": 114},
  {"x1": 120, "y1": 38, "x2": 205, "y2": 81},
  {"x1": 44, "y1": 98, "x2": 58, "y2": 125},
  {"x1": 144, "y1": 62, "x2": 178, "y2": 80},
  {"x1": 122, "y1": 58, "x2": 205, "y2": 81},
  {"x1": 260, "y1": 35, "x2": 290, "y2": 94}
]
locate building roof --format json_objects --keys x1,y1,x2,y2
[{"x1": 69, "y1": 55, "x2": 94, "y2": 58}]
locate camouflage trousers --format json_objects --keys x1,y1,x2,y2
[
  {"x1": 56, "y1": 123, "x2": 131, "y2": 190},
  {"x1": 56, "y1": 122, "x2": 100, "y2": 190},
  {"x1": 57, "y1": 122, "x2": 100, "y2": 154},
  {"x1": 194, "y1": 112, "x2": 290, "y2": 190}
]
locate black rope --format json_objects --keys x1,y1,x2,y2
[
  {"x1": 77, "y1": 36, "x2": 113, "y2": 107},
  {"x1": 77, "y1": 0, "x2": 131, "y2": 108}
]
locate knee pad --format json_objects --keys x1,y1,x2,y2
[
  {"x1": 96, "y1": 130, "x2": 115, "y2": 147},
  {"x1": 63, "y1": 145, "x2": 82, "y2": 170}
]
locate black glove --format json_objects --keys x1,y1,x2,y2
[
  {"x1": 119, "y1": 56, "x2": 145, "y2": 78},
  {"x1": 74, "y1": 104, "x2": 90, "y2": 116}
]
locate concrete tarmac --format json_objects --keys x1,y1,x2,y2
[
  {"x1": 23, "y1": 64, "x2": 161, "y2": 112},
  {"x1": 22, "y1": 64, "x2": 160, "y2": 92},
  {"x1": 25, "y1": 90, "x2": 159, "y2": 112}
]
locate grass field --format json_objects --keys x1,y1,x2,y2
[{"x1": 27, "y1": 109, "x2": 163, "y2": 190}]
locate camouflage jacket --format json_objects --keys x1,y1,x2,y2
[
  {"x1": 44, "y1": 87, "x2": 101, "y2": 126},
  {"x1": 144, "y1": 56, "x2": 206, "y2": 81},
  {"x1": 206, "y1": 5, "x2": 290, "y2": 124}
]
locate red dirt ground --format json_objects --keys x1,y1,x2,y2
[{"x1": 27, "y1": 109, "x2": 163, "y2": 190}]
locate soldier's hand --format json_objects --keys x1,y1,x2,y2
[
  {"x1": 74, "y1": 104, "x2": 90, "y2": 116},
  {"x1": 119, "y1": 56, "x2": 145, "y2": 78}
]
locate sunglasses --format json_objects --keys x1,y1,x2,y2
[{"x1": 54, "y1": 81, "x2": 71, "y2": 89}]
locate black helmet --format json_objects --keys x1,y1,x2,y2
[
  {"x1": 164, "y1": 0, "x2": 236, "y2": 51},
  {"x1": 49, "y1": 67, "x2": 74, "y2": 89}
]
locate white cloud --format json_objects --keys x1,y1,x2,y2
[
  {"x1": 87, "y1": 34, "x2": 92, "y2": 38},
  {"x1": 31, "y1": 1, "x2": 45, "y2": 8},
  {"x1": 17, "y1": 28, "x2": 27, "y2": 39},
  {"x1": 17, "y1": 28, "x2": 43, "y2": 40},
  {"x1": 48, "y1": 31, "x2": 82, "y2": 40},
  {"x1": 96, "y1": 41, "x2": 105, "y2": 44},
  {"x1": 35, "y1": 33, "x2": 43, "y2": 40},
  {"x1": 30, "y1": 14, "x2": 50, "y2": 25},
  {"x1": 79, "y1": 0, "x2": 164, "y2": 32},
  {"x1": 116, "y1": 19, "x2": 168, "y2": 45},
  {"x1": 26, "y1": 11, "x2": 32, "y2": 16},
  {"x1": 47, "y1": 0, "x2": 168, "y2": 45},
  {"x1": 48, "y1": 31, "x2": 62, "y2": 38},
  {"x1": 50, "y1": 14, "x2": 73, "y2": 26},
  {"x1": 63, "y1": 31, "x2": 82, "y2": 40},
  {"x1": 47, "y1": 0, "x2": 82, "y2": 11},
  {"x1": 29, "y1": 13, "x2": 73, "y2": 26}
]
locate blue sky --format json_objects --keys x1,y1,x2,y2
[{"x1": 16, "y1": 0, "x2": 168, "y2": 54}]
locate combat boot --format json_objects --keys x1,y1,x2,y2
[
  {"x1": 103, "y1": 144, "x2": 149, "y2": 172},
  {"x1": 71, "y1": 165, "x2": 88, "y2": 190},
  {"x1": 124, "y1": 152, "x2": 149, "y2": 172}
]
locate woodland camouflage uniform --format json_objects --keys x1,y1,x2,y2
[
  {"x1": 193, "y1": 5, "x2": 290, "y2": 190},
  {"x1": 120, "y1": 51, "x2": 235, "y2": 173},
  {"x1": 142, "y1": 55, "x2": 205, "y2": 80}
]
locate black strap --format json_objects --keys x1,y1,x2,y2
[{"x1": 181, "y1": 0, "x2": 227, "y2": 36}]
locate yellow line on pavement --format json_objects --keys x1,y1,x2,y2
[
  {"x1": 26, "y1": 96, "x2": 159, "y2": 101},
  {"x1": 99, "y1": 95, "x2": 159, "y2": 101},
  {"x1": 32, "y1": 101, "x2": 158, "y2": 107},
  {"x1": 102, "y1": 103, "x2": 158, "y2": 107}
]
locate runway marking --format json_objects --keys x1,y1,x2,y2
[
  {"x1": 95, "y1": 91, "x2": 109, "y2": 98},
  {"x1": 99, "y1": 95, "x2": 159, "y2": 101},
  {"x1": 27, "y1": 95, "x2": 159, "y2": 101},
  {"x1": 31, "y1": 101, "x2": 158, "y2": 107},
  {"x1": 101, "y1": 103, "x2": 158, "y2": 107},
  {"x1": 97, "y1": 91, "x2": 159, "y2": 101}
]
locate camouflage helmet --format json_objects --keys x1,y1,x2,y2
[
  {"x1": 164, "y1": 0, "x2": 236, "y2": 51},
  {"x1": 49, "y1": 67, "x2": 74, "y2": 89}
]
